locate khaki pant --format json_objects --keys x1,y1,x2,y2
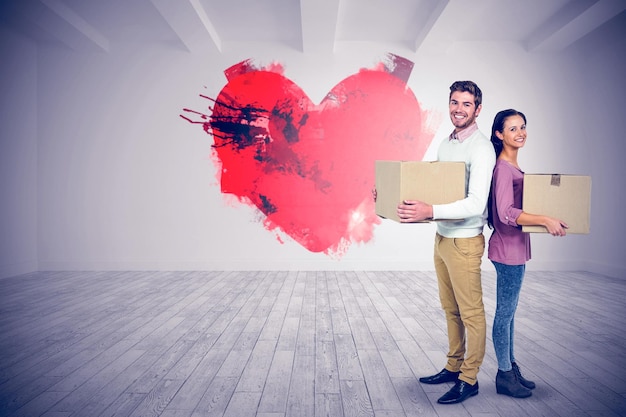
[{"x1": 433, "y1": 233, "x2": 486, "y2": 385}]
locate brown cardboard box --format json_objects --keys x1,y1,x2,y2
[
  {"x1": 375, "y1": 160, "x2": 466, "y2": 222},
  {"x1": 522, "y1": 174, "x2": 591, "y2": 234}
]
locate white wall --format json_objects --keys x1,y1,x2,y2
[
  {"x1": 565, "y1": 12, "x2": 626, "y2": 278},
  {"x1": 4, "y1": 13, "x2": 626, "y2": 277},
  {"x1": 0, "y1": 27, "x2": 38, "y2": 279}
]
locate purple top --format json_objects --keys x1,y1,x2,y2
[{"x1": 488, "y1": 159, "x2": 531, "y2": 265}]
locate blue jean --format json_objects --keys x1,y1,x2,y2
[{"x1": 491, "y1": 261, "x2": 525, "y2": 372}]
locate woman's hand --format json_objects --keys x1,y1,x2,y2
[{"x1": 544, "y1": 216, "x2": 568, "y2": 236}]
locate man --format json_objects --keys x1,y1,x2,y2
[{"x1": 397, "y1": 80, "x2": 495, "y2": 404}]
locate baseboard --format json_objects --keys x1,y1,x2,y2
[
  {"x1": 526, "y1": 260, "x2": 625, "y2": 279},
  {"x1": 31, "y1": 259, "x2": 626, "y2": 279},
  {"x1": 0, "y1": 260, "x2": 38, "y2": 279},
  {"x1": 579, "y1": 261, "x2": 626, "y2": 280},
  {"x1": 37, "y1": 259, "x2": 438, "y2": 272}
]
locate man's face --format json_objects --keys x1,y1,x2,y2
[{"x1": 449, "y1": 91, "x2": 482, "y2": 132}]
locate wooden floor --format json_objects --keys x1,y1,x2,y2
[{"x1": 0, "y1": 270, "x2": 624, "y2": 417}]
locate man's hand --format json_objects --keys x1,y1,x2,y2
[{"x1": 397, "y1": 200, "x2": 433, "y2": 223}]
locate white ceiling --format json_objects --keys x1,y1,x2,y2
[{"x1": 0, "y1": 0, "x2": 624, "y2": 54}]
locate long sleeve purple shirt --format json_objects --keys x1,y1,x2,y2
[{"x1": 487, "y1": 159, "x2": 531, "y2": 265}]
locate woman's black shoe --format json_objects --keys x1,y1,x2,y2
[
  {"x1": 496, "y1": 369, "x2": 532, "y2": 398},
  {"x1": 512, "y1": 362, "x2": 536, "y2": 389}
]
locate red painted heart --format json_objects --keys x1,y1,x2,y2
[{"x1": 184, "y1": 55, "x2": 435, "y2": 255}]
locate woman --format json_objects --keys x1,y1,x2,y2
[{"x1": 487, "y1": 109, "x2": 568, "y2": 398}]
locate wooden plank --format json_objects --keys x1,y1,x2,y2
[
  {"x1": 395, "y1": 339, "x2": 437, "y2": 379},
  {"x1": 222, "y1": 391, "x2": 262, "y2": 417},
  {"x1": 338, "y1": 379, "x2": 374, "y2": 417},
  {"x1": 50, "y1": 348, "x2": 146, "y2": 415},
  {"x1": 390, "y1": 377, "x2": 437, "y2": 417},
  {"x1": 295, "y1": 319, "x2": 316, "y2": 357},
  {"x1": 190, "y1": 376, "x2": 238, "y2": 417},
  {"x1": 315, "y1": 340, "x2": 340, "y2": 394},
  {"x1": 164, "y1": 334, "x2": 220, "y2": 381},
  {"x1": 235, "y1": 339, "x2": 277, "y2": 392},
  {"x1": 66, "y1": 350, "x2": 161, "y2": 417},
  {"x1": 159, "y1": 409, "x2": 193, "y2": 417},
  {"x1": 346, "y1": 315, "x2": 376, "y2": 351},
  {"x1": 215, "y1": 349, "x2": 252, "y2": 378},
  {"x1": 357, "y1": 349, "x2": 404, "y2": 413},
  {"x1": 258, "y1": 350, "x2": 295, "y2": 414},
  {"x1": 315, "y1": 392, "x2": 343, "y2": 417},
  {"x1": 379, "y1": 349, "x2": 414, "y2": 379},
  {"x1": 6, "y1": 390, "x2": 69, "y2": 417},
  {"x1": 96, "y1": 392, "x2": 146, "y2": 417},
  {"x1": 334, "y1": 333, "x2": 364, "y2": 381},
  {"x1": 276, "y1": 317, "x2": 300, "y2": 351},
  {"x1": 165, "y1": 349, "x2": 230, "y2": 410},
  {"x1": 125, "y1": 339, "x2": 195, "y2": 394},
  {"x1": 0, "y1": 376, "x2": 63, "y2": 416},
  {"x1": 128, "y1": 378, "x2": 185, "y2": 417},
  {"x1": 316, "y1": 310, "x2": 334, "y2": 342},
  {"x1": 286, "y1": 353, "x2": 314, "y2": 417}
]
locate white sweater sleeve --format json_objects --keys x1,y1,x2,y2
[{"x1": 432, "y1": 138, "x2": 496, "y2": 220}]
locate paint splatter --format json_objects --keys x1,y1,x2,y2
[{"x1": 182, "y1": 54, "x2": 436, "y2": 255}]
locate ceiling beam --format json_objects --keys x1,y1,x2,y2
[
  {"x1": 150, "y1": 0, "x2": 221, "y2": 54},
  {"x1": 300, "y1": 0, "x2": 340, "y2": 54},
  {"x1": 38, "y1": 0, "x2": 109, "y2": 52},
  {"x1": 414, "y1": 0, "x2": 449, "y2": 52},
  {"x1": 526, "y1": 0, "x2": 625, "y2": 52}
]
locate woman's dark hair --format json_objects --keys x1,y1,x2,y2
[
  {"x1": 490, "y1": 109, "x2": 526, "y2": 158},
  {"x1": 487, "y1": 109, "x2": 527, "y2": 229}
]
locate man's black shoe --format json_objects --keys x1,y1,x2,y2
[
  {"x1": 437, "y1": 380, "x2": 479, "y2": 404},
  {"x1": 418, "y1": 368, "x2": 460, "y2": 384}
]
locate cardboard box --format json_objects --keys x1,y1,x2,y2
[
  {"x1": 522, "y1": 174, "x2": 591, "y2": 234},
  {"x1": 375, "y1": 160, "x2": 466, "y2": 222}
]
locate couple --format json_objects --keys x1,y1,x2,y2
[{"x1": 395, "y1": 80, "x2": 567, "y2": 404}]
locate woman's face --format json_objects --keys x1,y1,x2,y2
[{"x1": 496, "y1": 115, "x2": 527, "y2": 150}]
